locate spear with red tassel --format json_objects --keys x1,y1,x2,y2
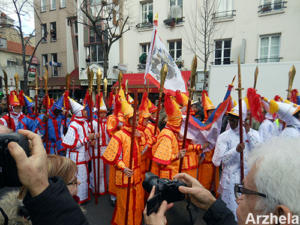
[
  {"x1": 179, "y1": 55, "x2": 197, "y2": 172},
  {"x1": 2, "y1": 70, "x2": 11, "y2": 129},
  {"x1": 124, "y1": 90, "x2": 138, "y2": 225},
  {"x1": 43, "y1": 67, "x2": 50, "y2": 154},
  {"x1": 96, "y1": 68, "x2": 102, "y2": 204}
]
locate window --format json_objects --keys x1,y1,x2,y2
[
  {"x1": 215, "y1": 0, "x2": 234, "y2": 18},
  {"x1": 259, "y1": 0, "x2": 285, "y2": 13},
  {"x1": 141, "y1": 2, "x2": 153, "y2": 24},
  {"x1": 139, "y1": 43, "x2": 150, "y2": 66},
  {"x1": 7, "y1": 59, "x2": 17, "y2": 67},
  {"x1": 259, "y1": 34, "x2": 280, "y2": 63},
  {"x1": 89, "y1": 45, "x2": 104, "y2": 65},
  {"x1": 169, "y1": 40, "x2": 182, "y2": 61},
  {"x1": 51, "y1": 53, "x2": 58, "y2": 76},
  {"x1": 50, "y1": 0, "x2": 56, "y2": 10},
  {"x1": 50, "y1": 22, "x2": 57, "y2": 41},
  {"x1": 42, "y1": 54, "x2": 48, "y2": 66},
  {"x1": 41, "y1": 0, "x2": 46, "y2": 12},
  {"x1": 60, "y1": 0, "x2": 66, "y2": 8},
  {"x1": 170, "y1": 0, "x2": 183, "y2": 18},
  {"x1": 41, "y1": 24, "x2": 47, "y2": 42},
  {"x1": 214, "y1": 39, "x2": 231, "y2": 65}
]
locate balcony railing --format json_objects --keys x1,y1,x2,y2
[
  {"x1": 163, "y1": 17, "x2": 184, "y2": 27},
  {"x1": 258, "y1": 1, "x2": 287, "y2": 13},
  {"x1": 255, "y1": 57, "x2": 282, "y2": 63},
  {"x1": 136, "y1": 22, "x2": 153, "y2": 29},
  {"x1": 213, "y1": 10, "x2": 236, "y2": 19},
  {"x1": 137, "y1": 63, "x2": 146, "y2": 70}
]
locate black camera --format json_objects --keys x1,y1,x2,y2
[
  {"x1": 143, "y1": 172, "x2": 187, "y2": 216},
  {"x1": 0, "y1": 133, "x2": 30, "y2": 187}
]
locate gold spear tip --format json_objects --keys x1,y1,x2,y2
[
  {"x1": 231, "y1": 75, "x2": 236, "y2": 85},
  {"x1": 255, "y1": 66, "x2": 259, "y2": 75},
  {"x1": 289, "y1": 65, "x2": 296, "y2": 76},
  {"x1": 97, "y1": 68, "x2": 102, "y2": 78}
]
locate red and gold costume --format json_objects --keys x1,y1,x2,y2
[
  {"x1": 181, "y1": 140, "x2": 202, "y2": 178},
  {"x1": 103, "y1": 90, "x2": 144, "y2": 225},
  {"x1": 151, "y1": 94, "x2": 182, "y2": 179}
]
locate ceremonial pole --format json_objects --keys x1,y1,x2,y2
[
  {"x1": 237, "y1": 57, "x2": 244, "y2": 183},
  {"x1": 44, "y1": 67, "x2": 49, "y2": 154},
  {"x1": 14, "y1": 73, "x2": 19, "y2": 94},
  {"x1": 287, "y1": 65, "x2": 296, "y2": 100},
  {"x1": 179, "y1": 55, "x2": 197, "y2": 173},
  {"x1": 34, "y1": 68, "x2": 39, "y2": 118},
  {"x1": 2, "y1": 70, "x2": 11, "y2": 129},
  {"x1": 96, "y1": 69, "x2": 102, "y2": 204},
  {"x1": 249, "y1": 66, "x2": 259, "y2": 127},
  {"x1": 103, "y1": 77, "x2": 108, "y2": 100},
  {"x1": 87, "y1": 68, "x2": 98, "y2": 204},
  {"x1": 125, "y1": 90, "x2": 138, "y2": 225},
  {"x1": 154, "y1": 64, "x2": 168, "y2": 134},
  {"x1": 64, "y1": 74, "x2": 71, "y2": 134}
]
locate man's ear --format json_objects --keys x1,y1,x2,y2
[{"x1": 274, "y1": 205, "x2": 292, "y2": 225}]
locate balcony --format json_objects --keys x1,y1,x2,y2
[
  {"x1": 213, "y1": 10, "x2": 236, "y2": 22},
  {"x1": 136, "y1": 22, "x2": 153, "y2": 31},
  {"x1": 255, "y1": 57, "x2": 282, "y2": 63},
  {"x1": 258, "y1": 1, "x2": 287, "y2": 14},
  {"x1": 163, "y1": 17, "x2": 184, "y2": 27}
]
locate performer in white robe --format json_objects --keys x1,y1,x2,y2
[
  {"x1": 258, "y1": 113, "x2": 279, "y2": 142},
  {"x1": 62, "y1": 98, "x2": 93, "y2": 204},
  {"x1": 268, "y1": 100, "x2": 300, "y2": 138},
  {"x1": 90, "y1": 95, "x2": 110, "y2": 195},
  {"x1": 213, "y1": 103, "x2": 261, "y2": 220}
]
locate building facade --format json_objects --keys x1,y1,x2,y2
[
  {"x1": 122, "y1": 0, "x2": 300, "y2": 96},
  {"x1": 34, "y1": 0, "x2": 81, "y2": 99}
]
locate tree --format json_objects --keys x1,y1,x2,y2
[
  {"x1": 8, "y1": 0, "x2": 47, "y2": 94},
  {"x1": 185, "y1": 0, "x2": 218, "y2": 91},
  {"x1": 79, "y1": 0, "x2": 130, "y2": 78}
]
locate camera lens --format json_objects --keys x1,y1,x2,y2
[{"x1": 143, "y1": 172, "x2": 159, "y2": 193}]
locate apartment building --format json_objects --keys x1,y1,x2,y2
[
  {"x1": 34, "y1": 0, "x2": 81, "y2": 99},
  {"x1": 122, "y1": 0, "x2": 300, "y2": 95}
]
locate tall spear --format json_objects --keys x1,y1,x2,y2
[
  {"x1": 87, "y1": 68, "x2": 98, "y2": 204},
  {"x1": 237, "y1": 56, "x2": 244, "y2": 183},
  {"x1": 249, "y1": 66, "x2": 259, "y2": 127},
  {"x1": 124, "y1": 90, "x2": 138, "y2": 225},
  {"x1": 179, "y1": 56, "x2": 197, "y2": 172},
  {"x1": 34, "y1": 67, "x2": 39, "y2": 118},
  {"x1": 96, "y1": 68, "x2": 102, "y2": 205},
  {"x1": 154, "y1": 64, "x2": 168, "y2": 134},
  {"x1": 103, "y1": 77, "x2": 108, "y2": 100},
  {"x1": 14, "y1": 73, "x2": 19, "y2": 94},
  {"x1": 43, "y1": 67, "x2": 49, "y2": 154},
  {"x1": 63, "y1": 73, "x2": 71, "y2": 134},
  {"x1": 287, "y1": 65, "x2": 296, "y2": 100},
  {"x1": 2, "y1": 70, "x2": 11, "y2": 129}
]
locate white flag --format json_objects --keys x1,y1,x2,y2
[{"x1": 145, "y1": 27, "x2": 188, "y2": 95}]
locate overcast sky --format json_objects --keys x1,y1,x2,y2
[{"x1": 0, "y1": 0, "x2": 35, "y2": 36}]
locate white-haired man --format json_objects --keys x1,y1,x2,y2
[{"x1": 144, "y1": 137, "x2": 300, "y2": 225}]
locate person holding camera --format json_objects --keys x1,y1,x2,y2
[
  {"x1": 102, "y1": 92, "x2": 144, "y2": 225},
  {"x1": 151, "y1": 94, "x2": 186, "y2": 180},
  {"x1": 145, "y1": 137, "x2": 300, "y2": 225},
  {"x1": 5, "y1": 129, "x2": 89, "y2": 225}
]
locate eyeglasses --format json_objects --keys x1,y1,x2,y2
[{"x1": 234, "y1": 183, "x2": 267, "y2": 199}]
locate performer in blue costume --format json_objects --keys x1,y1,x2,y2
[{"x1": 33, "y1": 94, "x2": 66, "y2": 155}]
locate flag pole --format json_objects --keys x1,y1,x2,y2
[
  {"x1": 63, "y1": 74, "x2": 71, "y2": 134},
  {"x1": 237, "y1": 56, "x2": 244, "y2": 183},
  {"x1": 125, "y1": 90, "x2": 138, "y2": 225},
  {"x1": 179, "y1": 55, "x2": 197, "y2": 172}
]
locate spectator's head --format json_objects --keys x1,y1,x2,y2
[
  {"x1": 227, "y1": 114, "x2": 239, "y2": 130},
  {"x1": 47, "y1": 155, "x2": 78, "y2": 196},
  {"x1": 236, "y1": 138, "x2": 300, "y2": 225}
]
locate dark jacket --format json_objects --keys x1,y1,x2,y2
[
  {"x1": 203, "y1": 198, "x2": 237, "y2": 225},
  {"x1": 23, "y1": 177, "x2": 89, "y2": 225}
]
